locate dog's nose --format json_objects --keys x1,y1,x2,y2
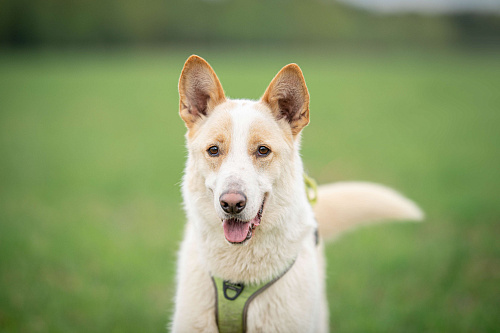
[{"x1": 219, "y1": 191, "x2": 247, "y2": 214}]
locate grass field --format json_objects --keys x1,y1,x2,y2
[{"x1": 1, "y1": 46, "x2": 499, "y2": 332}]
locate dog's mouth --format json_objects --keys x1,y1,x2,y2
[{"x1": 222, "y1": 197, "x2": 266, "y2": 244}]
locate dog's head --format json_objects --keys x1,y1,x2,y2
[{"x1": 179, "y1": 55, "x2": 309, "y2": 245}]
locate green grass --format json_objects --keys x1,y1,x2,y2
[{"x1": 1, "y1": 47, "x2": 499, "y2": 332}]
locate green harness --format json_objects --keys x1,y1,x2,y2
[
  {"x1": 212, "y1": 174, "x2": 318, "y2": 333},
  {"x1": 211, "y1": 261, "x2": 295, "y2": 333}
]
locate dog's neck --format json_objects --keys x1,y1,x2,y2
[{"x1": 183, "y1": 158, "x2": 316, "y2": 285}]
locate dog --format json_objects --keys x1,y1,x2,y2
[{"x1": 171, "y1": 55, "x2": 423, "y2": 332}]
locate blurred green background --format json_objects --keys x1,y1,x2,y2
[{"x1": 1, "y1": 0, "x2": 499, "y2": 332}]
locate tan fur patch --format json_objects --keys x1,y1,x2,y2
[
  {"x1": 247, "y1": 117, "x2": 290, "y2": 169},
  {"x1": 198, "y1": 110, "x2": 233, "y2": 172},
  {"x1": 254, "y1": 102, "x2": 295, "y2": 146},
  {"x1": 186, "y1": 101, "x2": 237, "y2": 141},
  {"x1": 247, "y1": 121, "x2": 272, "y2": 150}
]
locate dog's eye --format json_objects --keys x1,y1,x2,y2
[
  {"x1": 207, "y1": 146, "x2": 219, "y2": 157},
  {"x1": 257, "y1": 146, "x2": 271, "y2": 157}
]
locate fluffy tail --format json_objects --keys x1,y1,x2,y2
[{"x1": 313, "y1": 182, "x2": 424, "y2": 242}]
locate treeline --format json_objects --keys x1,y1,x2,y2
[{"x1": 1, "y1": 0, "x2": 499, "y2": 46}]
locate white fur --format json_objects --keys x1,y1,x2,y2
[
  {"x1": 208, "y1": 104, "x2": 272, "y2": 222},
  {"x1": 171, "y1": 59, "x2": 423, "y2": 332}
]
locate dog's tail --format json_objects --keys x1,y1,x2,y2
[{"x1": 313, "y1": 182, "x2": 424, "y2": 242}]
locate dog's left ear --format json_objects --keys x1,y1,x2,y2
[
  {"x1": 178, "y1": 55, "x2": 226, "y2": 129},
  {"x1": 261, "y1": 64, "x2": 310, "y2": 136}
]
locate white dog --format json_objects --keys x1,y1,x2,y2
[{"x1": 171, "y1": 55, "x2": 423, "y2": 333}]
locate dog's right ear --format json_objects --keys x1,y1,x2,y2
[{"x1": 178, "y1": 55, "x2": 226, "y2": 129}]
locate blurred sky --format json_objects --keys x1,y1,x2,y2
[{"x1": 339, "y1": 0, "x2": 500, "y2": 13}]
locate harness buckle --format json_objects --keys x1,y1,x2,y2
[{"x1": 223, "y1": 280, "x2": 244, "y2": 300}]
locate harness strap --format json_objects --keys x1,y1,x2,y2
[
  {"x1": 212, "y1": 259, "x2": 296, "y2": 333},
  {"x1": 303, "y1": 173, "x2": 318, "y2": 206}
]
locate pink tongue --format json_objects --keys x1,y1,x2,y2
[{"x1": 223, "y1": 219, "x2": 251, "y2": 243}]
